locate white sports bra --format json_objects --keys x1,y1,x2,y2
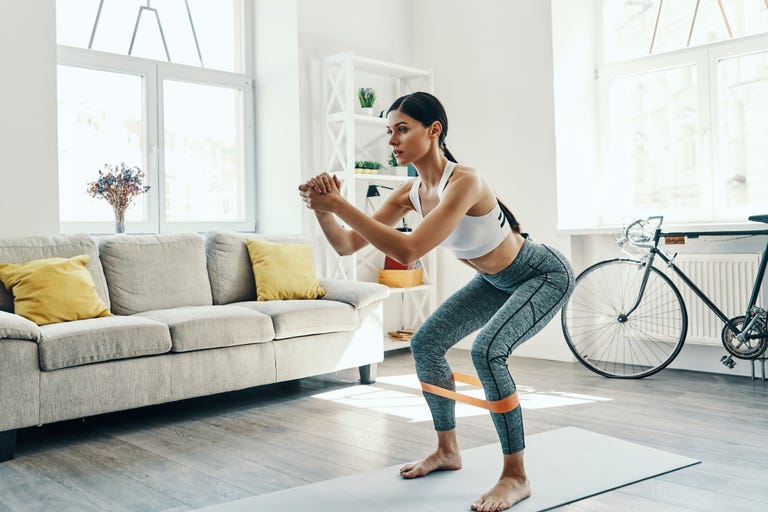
[{"x1": 409, "y1": 161, "x2": 512, "y2": 259}]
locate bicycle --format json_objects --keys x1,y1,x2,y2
[{"x1": 561, "y1": 214, "x2": 768, "y2": 378}]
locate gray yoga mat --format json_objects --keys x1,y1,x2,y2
[{"x1": 199, "y1": 426, "x2": 700, "y2": 512}]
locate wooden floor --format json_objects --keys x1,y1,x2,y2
[{"x1": 2, "y1": 348, "x2": 767, "y2": 511}]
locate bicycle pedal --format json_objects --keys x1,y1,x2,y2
[{"x1": 720, "y1": 355, "x2": 736, "y2": 369}]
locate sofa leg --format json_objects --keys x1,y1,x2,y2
[
  {"x1": 0, "y1": 429, "x2": 16, "y2": 463},
  {"x1": 359, "y1": 363, "x2": 377, "y2": 384}
]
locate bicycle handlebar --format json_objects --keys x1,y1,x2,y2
[{"x1": 616, "y1": 216, "x2": 664, "y2": 249}]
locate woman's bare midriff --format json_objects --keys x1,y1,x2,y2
[{"x1": 460, "y1": 232, "x2": 526, "y2": 275}]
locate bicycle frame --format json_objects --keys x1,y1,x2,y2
[{"x1": 626, "y1": 223, "x2": 768, "y2": 339}]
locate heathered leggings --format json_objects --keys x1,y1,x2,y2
[{"x1": 410, "y1": 237, "x2": 575, "y2": 454}]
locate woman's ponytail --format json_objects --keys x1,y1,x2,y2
[
  {"x1": 442, "y1": 143, "x2": 458, "y2": 163},
  {"x1": 497, "y1": 199, "x2": 521, "y2": 234}
]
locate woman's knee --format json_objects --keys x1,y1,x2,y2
[
  {"x1": 470, "y1": 332, "x2": 506, "y2": 370},
  {"x1": 409, "y1": 329, "x2": 440, "y2": 361}
]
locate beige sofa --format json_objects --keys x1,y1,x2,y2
[{"x1": 0, "y1": 231, "x2": 388, "y2": 462}]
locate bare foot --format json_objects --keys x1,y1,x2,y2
[
  {"x1": 399, "y1": 450, "x2": 462, "y2": 479},
  {"x1": 470, "y1": 477, "x2": 531, "y2": 511}
]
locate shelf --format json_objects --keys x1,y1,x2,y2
[
  {"x1": 352, "y1": 174, "x2": 413, "y2": 184},
  {"x1": 323, "y1": 51, "x2": 430, "y2": 79},
  {"x1": 384, "y1": 336, "x2": 412, "y2": 351},
  {"x1": 353, "y1": 55, "x2": 431, "y2": 79},
  {"x1": 321, "y1": 52, "x2": 436, "y2": 348},
  {"x1": 386, "y1": 284, "x2": 432, "y2": 294},
  {"x1": 327, "y1": 112, "x2": 387, "y2": 126}
]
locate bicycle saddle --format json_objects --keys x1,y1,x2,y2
[{"x1": 748, "y1": 214, "x2": 768, "y2": 224}]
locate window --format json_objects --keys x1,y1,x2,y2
[
  {"x1": 604, "y1": 65, "x2": 703, "y2": 221},
  {"x1": 56, "y1": 0, "x2": 255, "y2": 233},
  {"x1": 57, "y1": 66, "x2": 146, "y2": 227},
  {"x1": 162, "y1": 80, "x2": 247, "y2": 223},
  {"x1": 716, "y1": 50, "x2": 768, "y2": 220},
  {"x1": 603, "y1": 0, "x2": 768, "y2": 62},
  {"x1": 589, "y1": 0, "x2": 768, "y2": 227}
]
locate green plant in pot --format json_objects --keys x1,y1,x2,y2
[
  {"x1": 354, "y1": 160, "x2": 383, "y2": 175},
  {"x1": 358, "y1": 88, "x2": 376, "y2": 115}
]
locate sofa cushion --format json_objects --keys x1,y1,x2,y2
[
  {"x1": 236, "y1": 300, "x2": 359, "y2": 339},
  {"x1": 0, "y1": 310, "x2": 42, "y2": 342},
  {"x1": 0, "y1": 234, "x2": 110, "y2": 313},
  {"x1": 136, "y1": 305, "x2": 275, "y2": 352},
  {"x1": 319, "y1": 279, "x2": 390, "y2": 310},
  {"x1": 99, "y1": 233, "x2": 213, "y2": 315},
  {"x1": 245, "y1": 239, "x2": 325, "y2": 301},
  {"x1": 38, "y1": 316, "x2": 172, "y2": 371},
  {"x1": 0, "y1": 255, "x2": 112, "y2": 325},
  {"x1": 205, "y1": 231, "x2": 319, "y2": 305}
]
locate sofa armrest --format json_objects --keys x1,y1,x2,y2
[
  {"x1": 319, "y1": 279, "x2": 390, "y2": 310},
  {"x1": 0, "y1": 310, "x2": 41, "y2": 342}
]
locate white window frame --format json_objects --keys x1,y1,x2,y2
[
  {"x1": 596, "y1": 19, "x2": 768, "y2": 228},
  {"x1": 57, "y1": 1, "x2": 256, "y2": 234}
]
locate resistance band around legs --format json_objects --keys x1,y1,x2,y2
[{"x1": 420, "y1": 372, "x2": 520, "y2": 413}]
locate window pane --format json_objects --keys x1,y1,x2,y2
[
  {"x1": 57, "y1": 65, "x2": 146, "y2": 223},
  {"x1": 56, "y1": 0, "x2": 241, "y2": 72},
  {"x1": 603, "y1": 0, "x2": 768, "y2": 62},
  {"x1": 605, "y1": 66, "x2": 701, "y2": 224},
  {"x1": 163, "y1": 81, "x2": 245, "y2": 223},
  {"x1": 717, "y1": 51, "x2": 768, "y2": 220}
]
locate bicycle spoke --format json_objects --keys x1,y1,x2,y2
[
  {"x1": 625, "y1": 324, "x2": 671, "y2": 367},
  {"x1": 578, "y1": 278, "x2": 622, "y2": 315},
  {"x1": 581, "y1": 320, "x2": 621, "y2": 361}
]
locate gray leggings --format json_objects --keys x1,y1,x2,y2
[{"x1": 410, "y1": 238, "x2": 574, "y2": 454}]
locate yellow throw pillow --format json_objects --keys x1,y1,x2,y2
[
  {"x1": 0, "y1": 255, "x2": 112, "y2": 325},
  {"x1": 245, "y1": 239, "x2": 325, "y2": 301}
]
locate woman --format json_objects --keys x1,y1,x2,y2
[{"x1": 299, "y1": 92, "x2": 574, "y2": 512}]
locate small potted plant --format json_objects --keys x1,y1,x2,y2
[
  {"x1": 388, "y1": 152, "x2": 408, "y2": 176},
  {"x1": 358, "y1": 87, "x2": 376, "y2": 115},
  {"x1": 354, "y1": 160, "x2": 383, "y2": 174}
]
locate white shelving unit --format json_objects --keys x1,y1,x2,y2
[{"x1": 319, "y1": 52, "x2": 436, "y2": 351}]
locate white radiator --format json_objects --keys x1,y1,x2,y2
[{"x1": 662, "y1": 254, "x2": 763, "y2": 345}]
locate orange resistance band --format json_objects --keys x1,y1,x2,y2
[{"x1": 420, "y1": 372, "x2": 520, "y2": 413}]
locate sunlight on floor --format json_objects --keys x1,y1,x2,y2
[{"x1": 311, "y1": 373, "x2": 611, "y2": 422}]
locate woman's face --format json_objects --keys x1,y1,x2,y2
[{"x1": 386, "y1": 110, "x2": 434, "y2": 166}]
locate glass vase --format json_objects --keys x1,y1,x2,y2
[{"x1": 113, "y1": 208, "x2": 126, "y2": 234}]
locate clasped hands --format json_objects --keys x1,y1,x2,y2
[{"x1": 298, "y1": 172, "x2": 342, "y2": 212}]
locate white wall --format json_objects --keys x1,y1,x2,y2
[
  {"x1": 254, "y1": 0, "x2": 303, "y2": 234},
  {"x1": 407, "y1": 0, "x2": 574, "y2": 360},
  {"x1": 551, "y1": 0, "x2": 600, "y2": 230},
  {"x1": 0, "y1": 0, "x2": 60, "y2": 237}
]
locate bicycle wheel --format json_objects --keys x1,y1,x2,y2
[{"x1": 561, "y1": 258, "x2": 688, "y2": 378}]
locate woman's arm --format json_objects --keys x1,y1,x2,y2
[
  {"x1": 299, "y1": 178, "x2": 413, "y2": 256},
  {"x1": 306, "y1": 172, "x2": 482, "y2": 265}
]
